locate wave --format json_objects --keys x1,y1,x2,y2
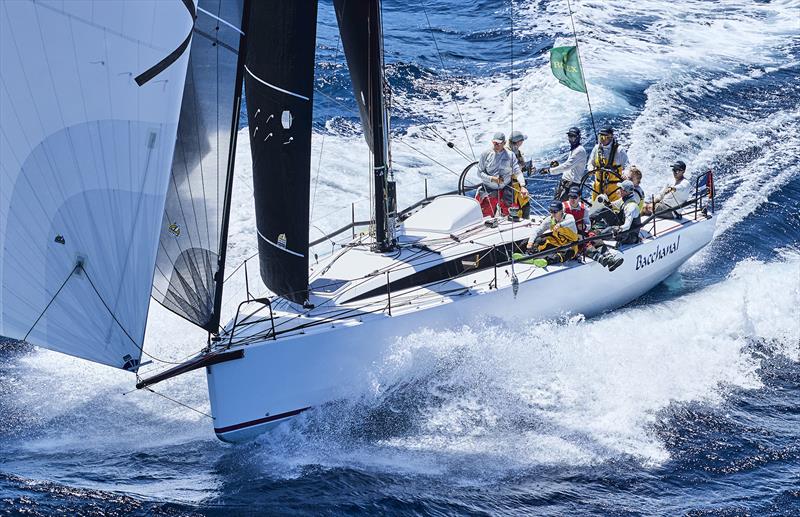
[{"x1": 241, "y1": 252, "x2": 800, "y2": 479}]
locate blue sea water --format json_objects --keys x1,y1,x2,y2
[{"x1": 2, "y1": 0, "x2": 800, "y2": 515}]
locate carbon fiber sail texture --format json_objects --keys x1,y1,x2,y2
[
  {"x1": 152, "y1": 0, "x2": 246, "y2": 332},
  {"x1": 244, "y1": 1, "x2": 318, "y2": 304}
]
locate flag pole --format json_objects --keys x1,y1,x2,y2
[{"x1": 565, "y1": 0, "x2": 597, "y2": 141}]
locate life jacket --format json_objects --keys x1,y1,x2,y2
[
  {"x1": 633, "y1": 185, "x2": 645, "y2": 212},
  {"x1": 619, "y1": 196, "x2": 642, "y2": 243},
  {"x1": 592, "y1": 140, "x2": 624, "y2": 202},
  {"x1": 562, "y1": 200, "x2": 588, "y2": 233},
  {"x1": 539, "y1": 214, "x2": 579, "y2": 255},
  {"x1": 507, "y1": 144, "x2": 529, "y2": 208},
  {"x1": 593, "y1": 140, "x2": 622, "y2": 174}
]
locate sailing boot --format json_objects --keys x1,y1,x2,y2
[{"x1": 608, "y1": 255, "x2": 624, "y2": 272}]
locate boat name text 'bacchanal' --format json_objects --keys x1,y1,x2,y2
[{"x1": 635, "y1": 235, "x2": 680, "y2": 271}]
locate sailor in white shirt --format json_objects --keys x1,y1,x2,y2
[
  {"x1": 475, "y1": 132, "x2": 521, "y2": 216},
  {"x1": 540, "y1": 127, "x2": 587, "y2": 201},
  {"x1": 647, "y1": 160, "x2": 692, "y2": 219}
]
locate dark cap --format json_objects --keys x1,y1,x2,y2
[
  {"x1": 599, "y1": 126, "x2": 614, "y2": 136},
  {"x1": 549, "y1": 200, "x2": 563, "y2": 213},
  {"x1": 567, "y1": 127, "x2": 581, "y2": 138},
  {"x1": 671, "y1": 160, "x2": 686, "y2": 172},
  {"x1": 568, "y1": 186, "x2": 580, "y2": 198}
]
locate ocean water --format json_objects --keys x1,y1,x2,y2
[{"x1": 2, "y1": 0, "x2": 800, "y2": 515}]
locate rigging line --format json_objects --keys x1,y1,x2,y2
[
  {"x1": 139, "y1": 386, "x2": 214, "y2": 420},
  {"x1": 510, "y1": 0, "x2": 514, "y2": 138},
  {"x1": 224, "y1": 251, "x2": 259, "y2": 283},
  {"x1": 420, "y1": 0, "x2": 475, "y2": 160},
  {"x1": 23, "y1": 264, "x2": 79, "y2": 342},
  {"x1": 565, "y1": 0, "x2": 597, "y2": 139},
  {"x1": 393, "y1": 139, "x2": 461, "y2": 177},
  {"x1": 510, "y1": 4, "x2": 516, "y2": 277},
  {"x1": 82, "y1": 269, "x2": 185, "y2": 366},
  {"x1": 312, "y1": 33, "x2": 343, "y2": 221},
  {"x1": 314, "y1": 87, "x2": 357, "y2": 114},
  {"x1": 423, "y1": 124, "x2": 473, "y2": 162}
]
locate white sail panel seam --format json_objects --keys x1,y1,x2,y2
[
  {"x1": 244, "y1": 65, "x2": 309, "y2": 101},
  {"x1": 256, "y1": 227, "x2": 305, "y2": 258}
]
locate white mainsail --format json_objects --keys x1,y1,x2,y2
[{"x1": 0, "y1": 0, "x2": 194, "y2": 369}]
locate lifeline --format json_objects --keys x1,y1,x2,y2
[{"x1": 635, "y1": 235, "x2": 680, "y2": 271}]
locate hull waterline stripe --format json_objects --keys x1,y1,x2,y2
[
  {"x1": 214, "y1": 406, "x2": 311, "y2": 434},
  {"x1": 257, "y1": 228, "x2": 306, "y2": 257},
  {"x1": 244, "y1": 65, "x2": 310, "y2": 100}
]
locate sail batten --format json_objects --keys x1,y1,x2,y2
[{"x1": 244, "y1": 1, "x2": 318, "y2": 304}]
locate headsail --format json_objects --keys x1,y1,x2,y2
[
  {"x1": 0, "y1": 1, "x2": 192, "y2": 369},
  {"x1": 151, "y1": 0, "x2": 247, "y2": 333},
  {"x1": 334, "y1": 0, "x2": 396, "y2": 251},
  {"x1": 243, "y1": 1, "x2": 318, "y2": 304}
]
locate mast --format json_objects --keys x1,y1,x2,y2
[
  {"x1": 210, "y1": 0, "x2": 251, "y2": 333},
  {"x1": 368, "y1": 0, "x2": 396, "y2": 252},
  {"x1": 335, "y1": 0, "x2": 397, "y2": 252}
]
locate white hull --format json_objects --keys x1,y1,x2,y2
[{"x1": 206, "y1": 201, "x2": 715, "y2": 442}]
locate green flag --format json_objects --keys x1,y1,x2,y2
[{"x1": 550, "y1": 46, "x2": 587, "y2": 93}]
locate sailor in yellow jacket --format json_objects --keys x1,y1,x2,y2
[
  {"x1": 526, "y1": 200, "x2": 580, "y2": 264},
  {"x1": 506, "y1": 130, "x2": 531, "y2": 219},
  {"x1": 588, "y1": 126, "x2": 629, "y2": 202}
]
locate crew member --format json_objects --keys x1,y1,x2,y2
[
  {"x1": 526, "y1": 200, "x2": 579, "y2": 264},
  {"x1": 539, "y1": 127, "x2": 587, "y2": 201},
  {"x1": 609, "y1": 180, "x2": 641, "y2": 245},
  {"x1": 588, "y1": 126, "x2": 629, "y2": 202},
  {"x1": 562, "y1": 186, "x2": 590, "y2": 235},
  {"x1": 643, "y1": 160, "x2": 691, "y2": 218},
  {"x1": 476, "y1": 132, "x2": 520, "y2": 217},
  {"x1": 506, "y1": 130, "x2": 531, "y2": 219},
  {"x1": 627, "y1": 165, "x2": 645, "y2": 211}
]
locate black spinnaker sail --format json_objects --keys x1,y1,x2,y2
[
  {"x1": 244, "y1": 1, "x2": 318, "y2": 304},
  {"x1": 152, "y1": 0, "x2": 248, "y2": 332}
]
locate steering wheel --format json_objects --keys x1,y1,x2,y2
[{"x1": 458, "y1": 161, "x2": 481, "y2": 195}]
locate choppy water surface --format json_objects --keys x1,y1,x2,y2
[{"x1": 2, "y1": 0, "x2": 799, "y2": 515}]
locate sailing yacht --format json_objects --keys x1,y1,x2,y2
[{"x1": 0, "y1": 0, "x2": 715, "y2": 443}]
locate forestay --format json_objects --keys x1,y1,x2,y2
[
  {"x1": 0, "y1": 1, "x2": 192, "y2": 369},
  {"x1": 151, "y1": 0, "x2": 246, "y2": 333}
]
